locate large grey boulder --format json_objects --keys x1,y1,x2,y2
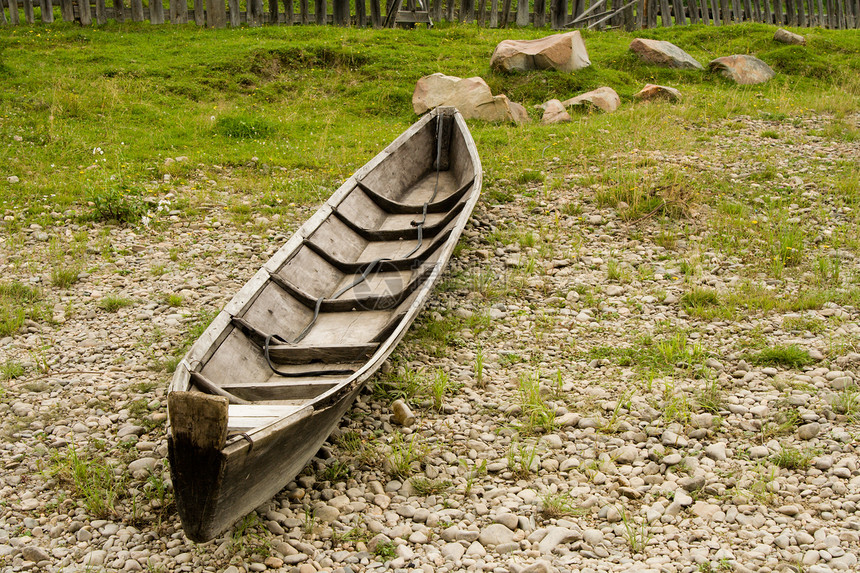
[
  {"x1": 561, "y1": 87, "x2": 621, "y2": 113},
  {"x1": 412, "y1": 73, "x2": 530, "y2": 123},
  {"x1": 630, "y1": 38, "x2": 703, "y2": 70},
  {"x1": 709, "y1": 55, "x2": 775, "y2": 85},
  {"x1": 490, "y1": 31, "x2": 591, "y2": 73}
]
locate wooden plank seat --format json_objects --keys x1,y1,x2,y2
[
  {"x1": 333, "y1": 184, "x2": 470, "y2": 241},
  {"x1": 355, "y1": 175, "x2": 474, "y2": 214},
  {"x1": 220, "y1": 375, "x2": 347, "y2": 402},
  {"x1": 304, "y1": 214, "x2": 455, "y2": 271},
  {"x1": 227, "y1": 404, "x2": 307, "y2": 432},
  {"x1": 270, "y1": 244, "x2": 442, "y2": 312},
  {"x1": 232, "y1": 317, "x2": 379, "y2": 364}
]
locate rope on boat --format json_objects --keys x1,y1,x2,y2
[{"x1": 262, "y1": 112, "x2": 446, "y2": 376}]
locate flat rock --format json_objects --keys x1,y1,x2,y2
[
  {"x1": 774, "y1": 28, "x2": 806, "y2": 45},
  {"x1": 634, "y1": 83, "x2": 682, "y2": 102},
  {"x1": 709, "y1": 55, "x2": 775, "y2": 85},
  {"x1": 479, "y1": 523, "x2": 516, "y2": 546},
  {"x1": 491, "y1": 31, "x2": 591, "y2": 73},
  {"x1": 798, "y1": 422, "x2": 821, "y2": 440},
  {"x1": 538, "y1": 527, "x2": 576, "y2": 554},
  {"x1": 540, "y1": 99, "x2": 571, "y2": 124},
  {"x1": 562, "y1": 87, "x2": 620, "y2": 113},
  {"x1": 630, "y1": 38, "x2": 703, "y2": 69},
  {"x1": 412, "y1": 73, "x2": 530, "y2": 123}
]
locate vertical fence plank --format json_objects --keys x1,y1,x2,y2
[
  {"x1": 228, "y1": 0, "x2": 239, "y2": 24},
  {"x1": 430, "y1": 0, "x2": 440, "y2": 19},
  {"x1": 315, "y1": 0, "x2": 324, "y2": 23},
  {"x1": 785, "y1": 0, "x2": 795, "y2": 24},
  {"x1": 674, "y1": 0, "x2": 687, "y2": 23},
  {"x1": 283, "y1": 0, "x2": 293, "y2": 23},
  {"x1": 797, "y1": 0, "x2": 805, "y2": 24},
  {"x1": 207, "y1": 0, "x2": 226, "y2": 25},
  {"x1": 130, "y1": 0, "x2": 142, "y2": 20},
  {"x1": 808, "y1": 0, "x2": 817, "y2": 25},
  {"x1": 9, "y1": 0, "x2": 20, "y2": 23},
  {"x1": 333, "y1": 0, "x2": 346, "y2": 23},
  {"x1": 79, "y1": 0, "x2": 92, "y2": 23},
  {"x1": 191, "y1": 0, "x2": 203, "y2": 24},
  {"x1": 550, "y1": 0, "x2": 565, "y2": 27},
  {"x1": 659, "y1": 0, "x2": 671, "y2": 24},
  {"x1": 476, "y1": 0, "x2": 485, "y2": 23},
  {"x1": 730, "y1": 0, "x2": 740, "y2": 20},
  {"x1": 699, "y1": 0, "x2": 709, "y2": 21},
  {"x1": 489, "y1": 0, "x2": 498, "y2": 25},
  {"x1": 717, "y1": 0, "x2": 727, "y2": 22},
  {"x1": 445, "y1": 0, "x2": 453, "y2": 20},
  {"x1": 169, "y1": 0, "x2": 184, "y2": 21},
  {"x1": 0, "y1": 0, "x2": 7, "y2": 25},
  {"x1": 762, "y1": 0, "x2": 771, "y2": 21},
  {"x1": 300, "y1": 0, "x2": 308, "y2": 23},
  {"x1": 356, "y1": 0, "x2": 365, "y2": 25},
  {"x1": 689, "y1": 0, "x2": 700, "y2": 23},
  {"x1": 515, "y1": 0, "x2": 527, "y2": 23},
  {"x1": 40, "y1": 0, "x2": 53, "y2": 21},
  {"x1": 60, "y1": 0, "x2": 73, "y2": 19},
  {"x1": 151, "y1": 0, "x2": 165, "y2": 22},
  {"x1": 369, "y1": 0, "x2": 380, "y2": 24},
  {"x1": 463, "y1": 0, "x2": 474, "y2": 21},
  {"x1": 533, "y1": 0, "x2": 544, "y2": 24},
  {"x1": 23, "y1": 0, "x2": 35, "y2": 23},
  {"x1": 95, "y1": 0, "x2": 106, "y2": 21},
  {"x1": 773, "y1": 0, "x2": 782, "y2": 22},
  {"x1": 268, "y1": 0, "x2": 277, "y2": 22},
  {"x1": 742, "y1": 0, "x2": 752, "y2": 18}
]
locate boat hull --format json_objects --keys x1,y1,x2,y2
[
  {"x1": 167, "y1": 107, "x2": 481, "y2": 542},
  {"x1": 168, "y1": 383, "x2": 363, "y2": 542}
]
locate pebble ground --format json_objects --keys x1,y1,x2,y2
[{"x1": 1, "y1": 113, "x2": 859, "y2": 573}]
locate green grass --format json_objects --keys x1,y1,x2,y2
[
  {"x1": 49, "y1": 445, "x2": 126, "y2": 518},
  {"x1": 0, "y1": 359, "x2": 25, "y2": 381},
  {"x1": 772, "y1": 446, "x2": 811, "y2": 470},
  {"x1": 591, "y1": 332, "x2": 707, "y2": 374},
  {"x1": 0, "y1": 23, "x2": 856, "y2": 228},
  {"x1": 98, "y1": 294, "x2": 135, "y2": 312},
  {"x1": 0, "y1": 282, "x2": 46, "y2": 337},
  {"x1": 747, "y1": 345, "x2": 815, "y2": 368}
]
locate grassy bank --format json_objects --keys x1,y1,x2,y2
[{"x1": 0, "y1": 23, "x2": 857, "y2": 221}]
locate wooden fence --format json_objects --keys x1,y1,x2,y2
[{"x1": 2, "y1": 0, "x2": 858, "y2": 29}]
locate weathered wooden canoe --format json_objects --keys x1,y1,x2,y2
[{"x1": 167, "y1": 107, "x2": 481, "y2": 542}]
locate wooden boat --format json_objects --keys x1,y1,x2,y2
[{"x1": 167, "y1": 107, "x2": 481, "y2": 542}]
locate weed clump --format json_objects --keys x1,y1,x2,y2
[
  {"x1": 0, "y1": 282, "x2": 45, "y2": 337},
  {"x1": 215, "y1": 115, "x2": 277, "y2": 139},
  {"x1": 88, "y1": 185, "x2": 147, "y2": 224},
  {"x1": 748, "y1": 345, "x2": 815, "y2": 368}
]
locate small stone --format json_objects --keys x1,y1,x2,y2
[
  {"x1": 583, "y1": 529, "x2": 603, "y2": 545},
  {"x1": 705, "y1": 443, "x2": 728, "y2": 461},
  {"x1": 798, "y1": 423, "x2": 821, "y2": 440},
  {"x1": 774, "y1": 28, "x2": 806, "y2": 45},
  {"x1": 22, "y1": 546, "x2": 50, "y2": 563},
  {"x1": 634, "y1": 83, "x2": 682, "y2": 102},
  {"x1": 494, "y1": 513, "x2": 519, "y2": 531},
  {"x1": 479, "y1": 523, "x2": 516, "y2": 547},
  {"x1": 778, "y1": 505, "x2": 801, "y2": 516}
]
